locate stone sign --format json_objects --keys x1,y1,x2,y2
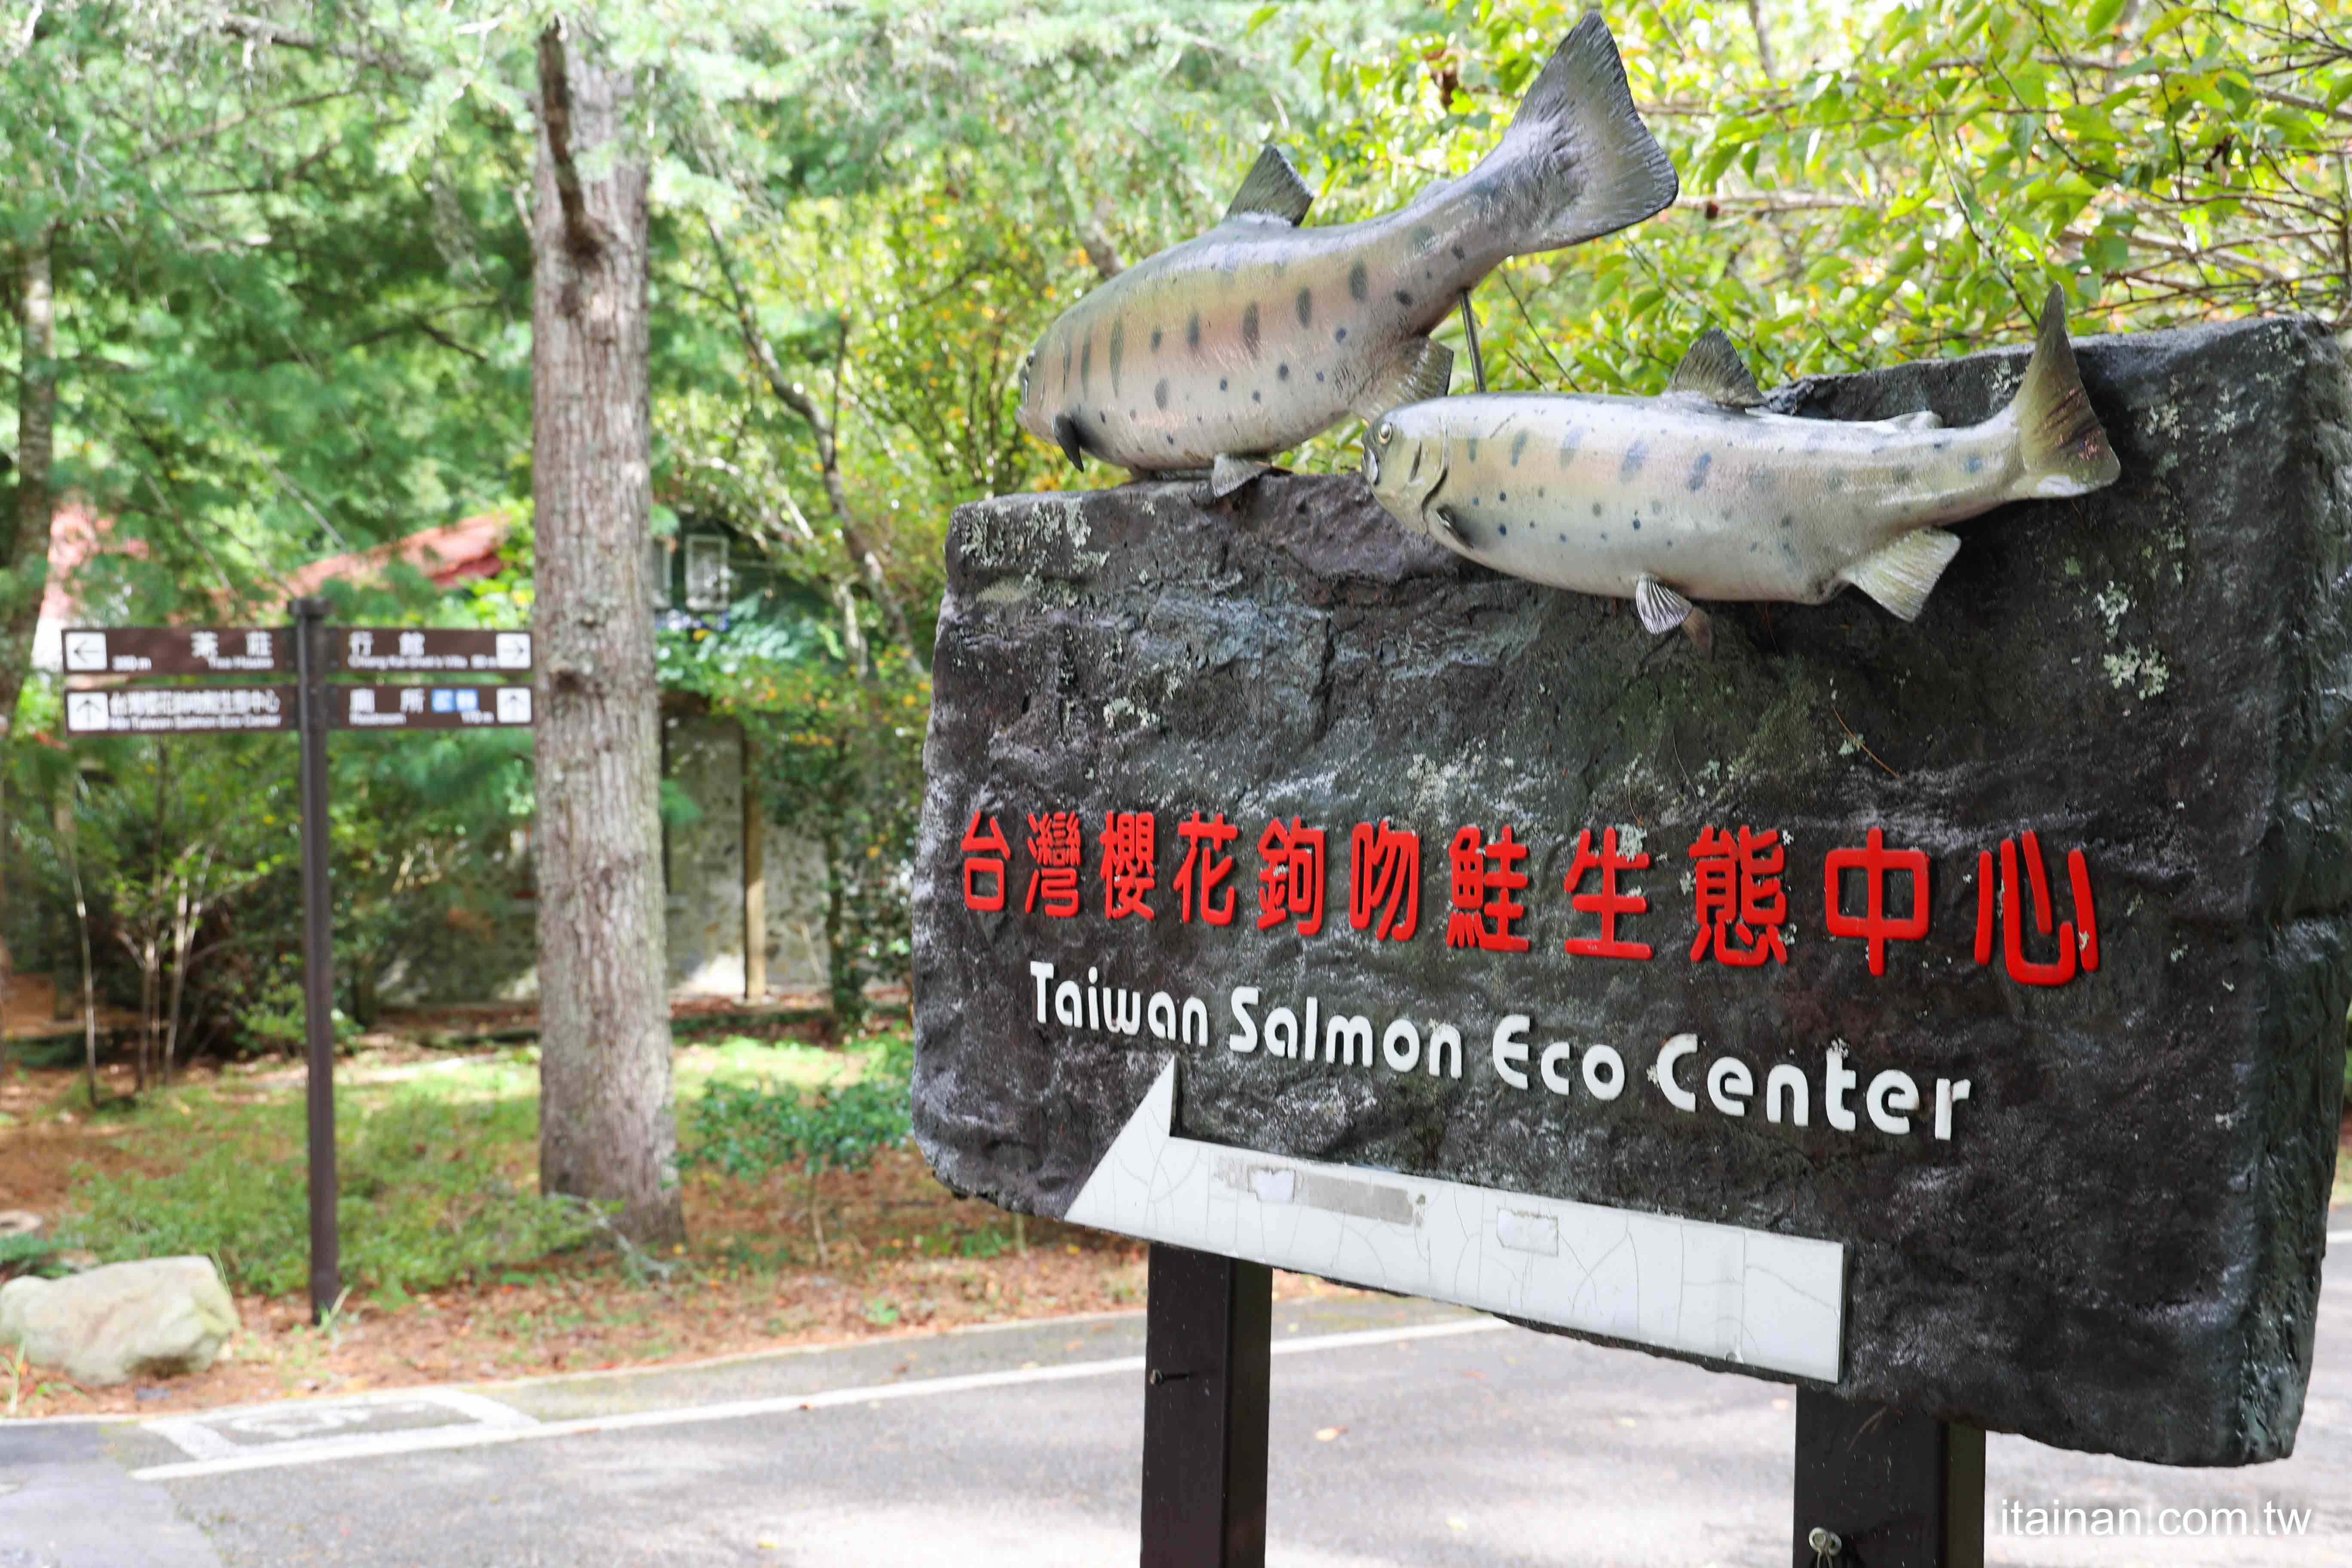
[{"x1": 913, "y1": 315, "x2": 2351, "y2": 1466}]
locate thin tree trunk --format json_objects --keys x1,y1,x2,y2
[
  {"x1": 741, "y1": 723, "x2": 765, "y2": 1001},
  {"x1": 530, "y1": 19, "x2": 684, "y2": 1247},
  {"x1": 58, "y1": 778, "x2": 96, "y2": 1107},
  {"x1": 0, "y1": 230, "x2": 58, "y2": 1037}
]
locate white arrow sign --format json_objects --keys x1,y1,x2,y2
[{"x1": 1066, "y1": 1060, "x2": 1846, "y2": 1382}]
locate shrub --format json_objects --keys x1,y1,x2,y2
[
  {"x1": 681, "y1": 1036, "x2": 912, "y2": 1263},
  {"x1": 59, "y1": 1094, "x2": 599, "y2": 1298}
]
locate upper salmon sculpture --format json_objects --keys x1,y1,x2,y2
[
  {"x1": 1360, "y1": 286, "x2": 2121, "y2": 643},
  {"x1": 1014, "y1": 12, "x2": 1678, "y2": 494}
]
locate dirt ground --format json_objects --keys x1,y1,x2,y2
[{"x1": 0, "y1": 1044, "x2": 1353, "y2": 1421}]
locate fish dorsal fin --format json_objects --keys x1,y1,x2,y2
[
  {"x1": 1668, "y1": 329, "x2": 1764, "y2": 408},
  {"x1": 1225, "y1": 144, "x2": 1314, "y2": 226},
  {"x1": 1842, "y1": 529, "x2": 1962, "y2": 622},
  {"x1": 1350, "y1": 337, "x2": 1454, "y2": 423}
]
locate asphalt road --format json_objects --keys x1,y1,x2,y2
[{"x1": 5, "y1": 1253, "x2": 2349, "y2": 1568}]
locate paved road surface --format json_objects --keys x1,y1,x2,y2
[{"x1": 4, "y1": 1250, "x2": 2348, "y2": 1566}]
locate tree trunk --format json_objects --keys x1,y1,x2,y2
[
  {"x1": 741, "y1": 722, "x2": 765, "y2": 1001},
  {"x1": 58, "y1": 777, "x2": 96, "y2": 1107},
  {"x1": 0, "y1": 231, "x2": 57, "y2": 1035},
  {"x1": 529, "y1": 21, "x2": 684, "y2": 1247}
]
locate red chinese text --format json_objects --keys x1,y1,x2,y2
[
  {"x1": 1975, "y1": 831, "x2": 2098, "y2": 986},
  {"x1": 1175, "y1": 812, "x2": 1239, "y2": 925},
  {"x1": 1823, "y1": 827, "x2": 1929, "y2": 974},
  {"x1": 1099, "y1": 812, "x2": 1157, "y2": 921},
  {"x1": 1024, "y1": 811, "x2": 1083, "y2": 918},
  {"x1": 1348, "y1": 820, "x2": 1421, "y2": 942},
  {"x1": 1563, "y1": 827, "x2": 1651, "y2": 960},
  {"x1": 1256, "y1": 817, "x2": 1326, "y2": 936},
  {"x1": 1687, "y1": 825, "x2": 1788, "y2": 967},
  {"x1": 960, "y1": 810, "x2": 1009, "y2": 912},
  {"x1": 1445, "y1": 825, "x2": 1531, "y2": 952}
]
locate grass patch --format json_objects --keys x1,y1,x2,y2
[
  {"x1": 56, "y1": 1069, "x2": 598, "y2": 1298},
  {"x1": 46, "y1": 1032, "x2": 916, "y2": 1298}
]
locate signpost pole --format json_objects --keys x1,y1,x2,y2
[
  {"x1": 293, "y1": 597, "x2": 340, "y2": 1325},
  {"x1": 1792, "y1": 1390, "x2": 1984, "y2": 1568},
  {"x1": 1139, "y1": 1243, "x2": 1271, "y2": 1568}
]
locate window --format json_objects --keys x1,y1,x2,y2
[{"x1": 684, "y1": 534, "x2": 731, "y2": 612}]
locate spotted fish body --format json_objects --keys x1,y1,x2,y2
[
  {"x1": 1361, "y1": 289, "x2": 2121, "y2": 632},
  {"x1": 1016, "y1": 12, "x2": 1677, "y2": 481}
]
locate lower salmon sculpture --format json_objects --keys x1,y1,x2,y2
[
  {"x1": 1360, "y1": 287, "x2": 2120, "y2": 643},
  {"x1": 1015, "y1": 12, "x2": 1677, "y2": 493}
]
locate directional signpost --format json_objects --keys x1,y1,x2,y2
[{"x1": 61, "y1": 604, "x2": 532, "y2": 1323}]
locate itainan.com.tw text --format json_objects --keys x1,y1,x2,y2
[{"x1": 1999, "y1": 1500, "x2": 2315, "y2": 1538}]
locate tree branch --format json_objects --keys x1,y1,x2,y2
[
  {"x1": 537, "y1": 23, "x2": 603, "y2": 258},
  {"x1": 704, "y1": 220, "x2": 926, "y2": 673}
]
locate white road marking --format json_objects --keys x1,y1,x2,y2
[
  {"x1": 2333, "y1": 1230, "x2": 2352, "y2": 1246},
  {"x1": 145, "y1": 1388, "x2": 536, "y2": 1462},
  {"x1": 131, "y1": 1317, "x2": 1505, "y2": 1482}
]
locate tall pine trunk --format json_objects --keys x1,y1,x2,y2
[
  {"x1": 529, "y1": 22, "x2": 683, "y2": 1246},
  {"x1": 0, "y1": 231, "x2": 57, "y2": 1025}
]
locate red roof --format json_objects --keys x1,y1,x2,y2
[
  {"x1": 276, "y1": 513, "x2": 511, "y2": 601},
  {"x1": 38, "y1": 509, "x2": 510, "y2": 631},
  {"x1": 37, "y1": 505, "x2": 146, "y2": 625}
]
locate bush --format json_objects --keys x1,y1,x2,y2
[
  {"x1": 681, "y1": 1035, "x2": 912, "y2": 1262},
  {"x1": 59, "y1": 1094, "x2": 599, "y2": 1298}
]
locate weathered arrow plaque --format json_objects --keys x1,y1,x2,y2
[
  {"x1": 64, "y1": 685, "x2": 295, "y2": 734},
  {"x1": 914, "y1": 314, "x2": 2351, "y2": 1468},
  {"x1": 329, "y1": 684, "x2": 533, "y2": 729},
  {"x1": 332, "y1": 627, "x2": 532, "y2": 674},
  {"x1": 63, "y1": 626, "x2": 290, "y2": 675}
]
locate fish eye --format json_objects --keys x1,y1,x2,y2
[{"x1": 1377, "y1": 423, "x2": 1395, "y2": 444}]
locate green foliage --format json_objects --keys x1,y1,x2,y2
[
  {"x1": 680, "y1": 1033, "x2": 913, "y2": 1260},
  {"x1": 682, "y1": 1036, "x2": 913, "y2": 1186},
  {"x1": 1272, "y1": 0, "x2": 2352, "y2": 477},
  {"x1": 59, "y1": 1092, "x2": 599, "y2": 1298}
]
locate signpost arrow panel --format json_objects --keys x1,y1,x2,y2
[
  {"x1": 63, "y1": 626, "x2": 291, "y2": 675},
  {"x1": 64, "y1": 686, "x2": 296, "y2": 734},
  {"x1": 332, "y1": 628, "x2": 532, "y2": 674},
  {"x1": 330, "y1": 684, "x2": 533, "y2": 729}
]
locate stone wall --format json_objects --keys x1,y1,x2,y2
[{"x1": 662, "y1": 714, "x2": 831, "y2": 997}]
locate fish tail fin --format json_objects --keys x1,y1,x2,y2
[
  {"x1": 2006, "y1": 286, "x2": 2120, "y2": 501},
  {"x1": 1482, "y1": 12, "x2": 1678, "y2": 253}
]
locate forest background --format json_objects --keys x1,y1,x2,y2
[{"x1": 0, "y1": 0, "x2": 2346, "y2": 1301}]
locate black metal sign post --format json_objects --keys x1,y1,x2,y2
[
  {"x1": 293, "y1": 598, "x2": 340, "y2": 1324},
  {"x1": 1132, "y1": 1284, "x2": 1985, "y2": 1568},
  {"x1": 1140, "y1": 1245, "x2": 1271, "y2": 1568},
  {"x1": 63, "y1": 614, "x2": 533, "y2": 1327},
  {"x1": 1793, "y1": 1391, "x2": 1985, "y2": 1567}
]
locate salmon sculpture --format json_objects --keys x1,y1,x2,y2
[
  {"x1": 1014, "y1": 12, "x2": 1678, "y2": 494},
  {"x1": 1360, "y1": 287, "x2": 2120, "y2": 643}
]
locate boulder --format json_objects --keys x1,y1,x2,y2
[{"x1": 0, "y1": 1256, "x2": 239, "y2": 1386}]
